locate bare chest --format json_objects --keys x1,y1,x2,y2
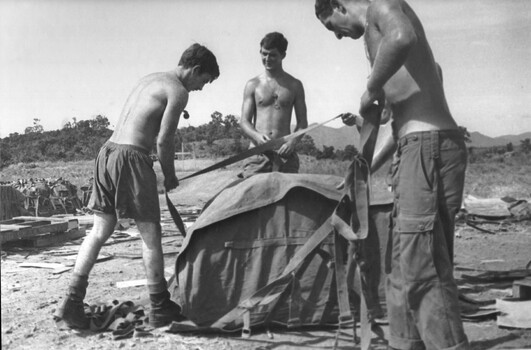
[{"x1": 255, "y1": 82, "x2": 294, "y2": 110}]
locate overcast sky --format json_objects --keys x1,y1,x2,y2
[{"x1": 1, "y1": 0, "x2": 530, "y2": 138}]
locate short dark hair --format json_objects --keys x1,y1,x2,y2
[
  {"x1": 179, "y1": 43, "x2": 220, "y2": 81},
  {"x1": 315, "y1": 0, "x2": 335, "y2": 19},
  {"x1": 260, "y1": 32, "x2": 288, "y2": 55}
]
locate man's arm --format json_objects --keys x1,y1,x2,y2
[
  {"x1": 157, "y1": 86, "x2": 188, "y2": 191},
  {"x1": 240, "y1": 80, "x2": 270, "y2": 145},
  {"x1": 292, "y1": 80, "x2": 308, "y2": 133},
  {"x1": 279, "y1": 80, "x2": 308, "y2": 156},
  {"x1": 360, "y1": 0, "x2": 417, "y2": 115}
]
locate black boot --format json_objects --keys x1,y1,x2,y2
[
  {"x1": 54, "y1": 274, "x2": 89, "y2": 329},
  {"x1": 148, "y1": 290, "x2": 184, "y2": 328}
]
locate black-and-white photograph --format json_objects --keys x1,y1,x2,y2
[{"x1": 1, "y1": 1, "x2": 530, "y2": 349}]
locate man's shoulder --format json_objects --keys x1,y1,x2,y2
[
  {"x1": 282, "y1": 72, "x2": 304, "y2": 88},
  {"x1": 140, "y1": 71, "x2": 167, "y2": 82},
  {"x1": 367, "y1": 0, "x2": 398, "y2": 21},
  {"x1": 250, "y1": 74, "x2": 264, "y2": 83},
  {"x1": 140, "y1": 72, "x2": 185, "y2": 93},
  {"x1": 245, "y1": 75, "x2": 263, "y2": 89},
  {"x1": 369, "y1": 0, "x2": 409, "y2": 18}
]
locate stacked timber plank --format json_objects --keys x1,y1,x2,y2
[
  {"x1": 0, "y1": 216, "x2": 86, "y2": 248},
  {"x1": 513, "y1": 277, "x2": 531, "y2": 300}
]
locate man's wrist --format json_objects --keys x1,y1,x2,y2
[{"x1": 366, "y1": 83, "x2": 381, "y2": 97}]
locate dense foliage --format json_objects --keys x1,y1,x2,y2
[
  {"x1": 5, "y1": 111, "x2": 461, "y2": 168},
  {"x1": 1, "y1": 116, "x2": 112, "y2": 166},
  {"x1": 176, "y1": 111, "x2": 359, "y2": 161}
]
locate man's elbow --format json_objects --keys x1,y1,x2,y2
[
  {"x1": 157, "y1": 137, "x2": 173, "y2": 150},
  {"x1": 240, "y1": 118, "x2": 255, "y2": 133},
  {"x1": 294, "y1": 120, "x2": 308, "y2": 132},
  {"x1": 394, "y1": 30, "x2": 417, "y2": 52}
]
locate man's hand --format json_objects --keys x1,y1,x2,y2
[
  {"x1": 164, "y1": 175, "x2": 179, "y2": 192},
  {"x1": 255, "y1": 133, "x2": 271, "y2": 145},
  {"x1": 360, "y1": 88, "x2": 384, "y2": 117},
  {"x1": 278, "y1": 140, "x2": 295, "y2": 157},
  {"x1": 340, "y1": 113, "x2": 357, "y2": 126},
  {"x1": 340, "y1": 113, "x2": 363, "y2": 129}
]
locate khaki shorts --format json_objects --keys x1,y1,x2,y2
[{"x1": 88, "y1": 141, "x2": 160, "y2": 222}]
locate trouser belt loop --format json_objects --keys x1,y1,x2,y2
[
  {"x1": 431, "y1": 130, "x2": 440, "y2": 160},
  {"x1": 397, "y1": 136, "x2": 406, "y2": 156}
]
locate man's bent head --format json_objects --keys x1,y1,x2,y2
[
  {"x1": 314, "y1": 0, "x2": 366, "y2": 40},
  {"x1": 179, "y1": 43, "x2": 220, "y2": 82},
  {"x1": 315, "y1": 0, "x2": 337, "y2": 19}
]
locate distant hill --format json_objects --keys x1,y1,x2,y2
[
  {"x1": 495, "y1": 132, "x2": 531, "y2": 147},
  {"x1": 305, "y1": 125, "x2": 359, "y2": 150},
  {"x1": 469, "y1": 131, "x2": 531, "y2": 148},
  {"x1": 298, "y1": 125, "x2": 530, "y2": 150},
  {"x1": 468, "y1": 132, "x2": 504, "y2": 148}
]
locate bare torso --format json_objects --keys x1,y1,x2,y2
[
  {"x1": 110, "y1": 72, "x2": 188, "y2": 152},
  {"x1": 365, "y1": 0, "x2": 458, "y2": 138},
  {"x1": 251, "y1": 72, "x2": 301, "y2": 143}
]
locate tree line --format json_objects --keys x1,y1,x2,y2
[
  {"x1": 1, "y1": 117, "x2": 112, "y2": 166},
  {"x1": 0, "y1": 113, "x2": 362, "y2": 168}
]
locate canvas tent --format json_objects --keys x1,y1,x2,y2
[{"x1": 169, "y1": 172, "x2": 392, "y2": 336}]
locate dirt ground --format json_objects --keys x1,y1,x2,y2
[{"x1": 2, "y1": 170, "x2": 531, "y2": 350}]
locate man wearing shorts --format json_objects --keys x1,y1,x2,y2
[
  {"x1": 315, "y1": 0, "x2": 469, "y2": 349},
  {"x1": 239, "y1": 32, "x2": 308, "y2": 178},
  {"x1": 54, "y1": 43, "x2": 219, "y2": 329}
]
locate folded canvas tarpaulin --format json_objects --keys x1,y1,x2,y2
[{"x1": 169, "y1": 172, "x2": 392, "y2": 335}]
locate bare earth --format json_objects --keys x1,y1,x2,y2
[{"x1": 2, "y1": 170, "x2": 531, "y2": 350}]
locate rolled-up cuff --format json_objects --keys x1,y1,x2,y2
[{"x1": 147, "y1": 278, "x2": 167, "y2": 294}]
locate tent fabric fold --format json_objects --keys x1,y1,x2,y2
[{"x1": 170, "y1": 172, "x2": 392, "y2": 333}]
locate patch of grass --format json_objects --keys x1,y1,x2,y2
[
  {"x1": 299, "y1": 155, "x2": 349, "y2": 177},
  {"x1": 300, "y1": 153, "x2": 531, "y2": 199},
  {"x1": 2, "y1": 153, "x2": 530, "y2": 199},
  {"x1": 464, "y1": 153, "x2": 531, "y2": 198}
]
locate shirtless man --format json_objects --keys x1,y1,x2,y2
[
  {"x1": 239, "y1": 32, "x2": 308, "y2": 178},
  {"x1": 315, "y1": 1, "x2": 469, "y2": 349},
  {"x1": 54, "y1": 43, "x2": 219, "y2": 329}
]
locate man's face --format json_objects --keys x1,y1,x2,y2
[
  {"x1": 318, "y1": 7, "x2": 363, "y2": 40},
  {"x1": 260, "y1": 47, "x2": 284, "y2": 71},
  {"x1": 189, "y1": 72, "x2": 213, "y2": 92}
]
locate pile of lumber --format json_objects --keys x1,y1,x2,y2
[{"x1": 0, "y1": 216, "x2": 87, "y2": 248}]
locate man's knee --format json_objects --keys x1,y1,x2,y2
[
  {"x1": 90, "y1": 212, "x2": 117, "y2": 242},
  {"x1": 136, "y1": 221, "x2": 162, "y2": 248}
]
